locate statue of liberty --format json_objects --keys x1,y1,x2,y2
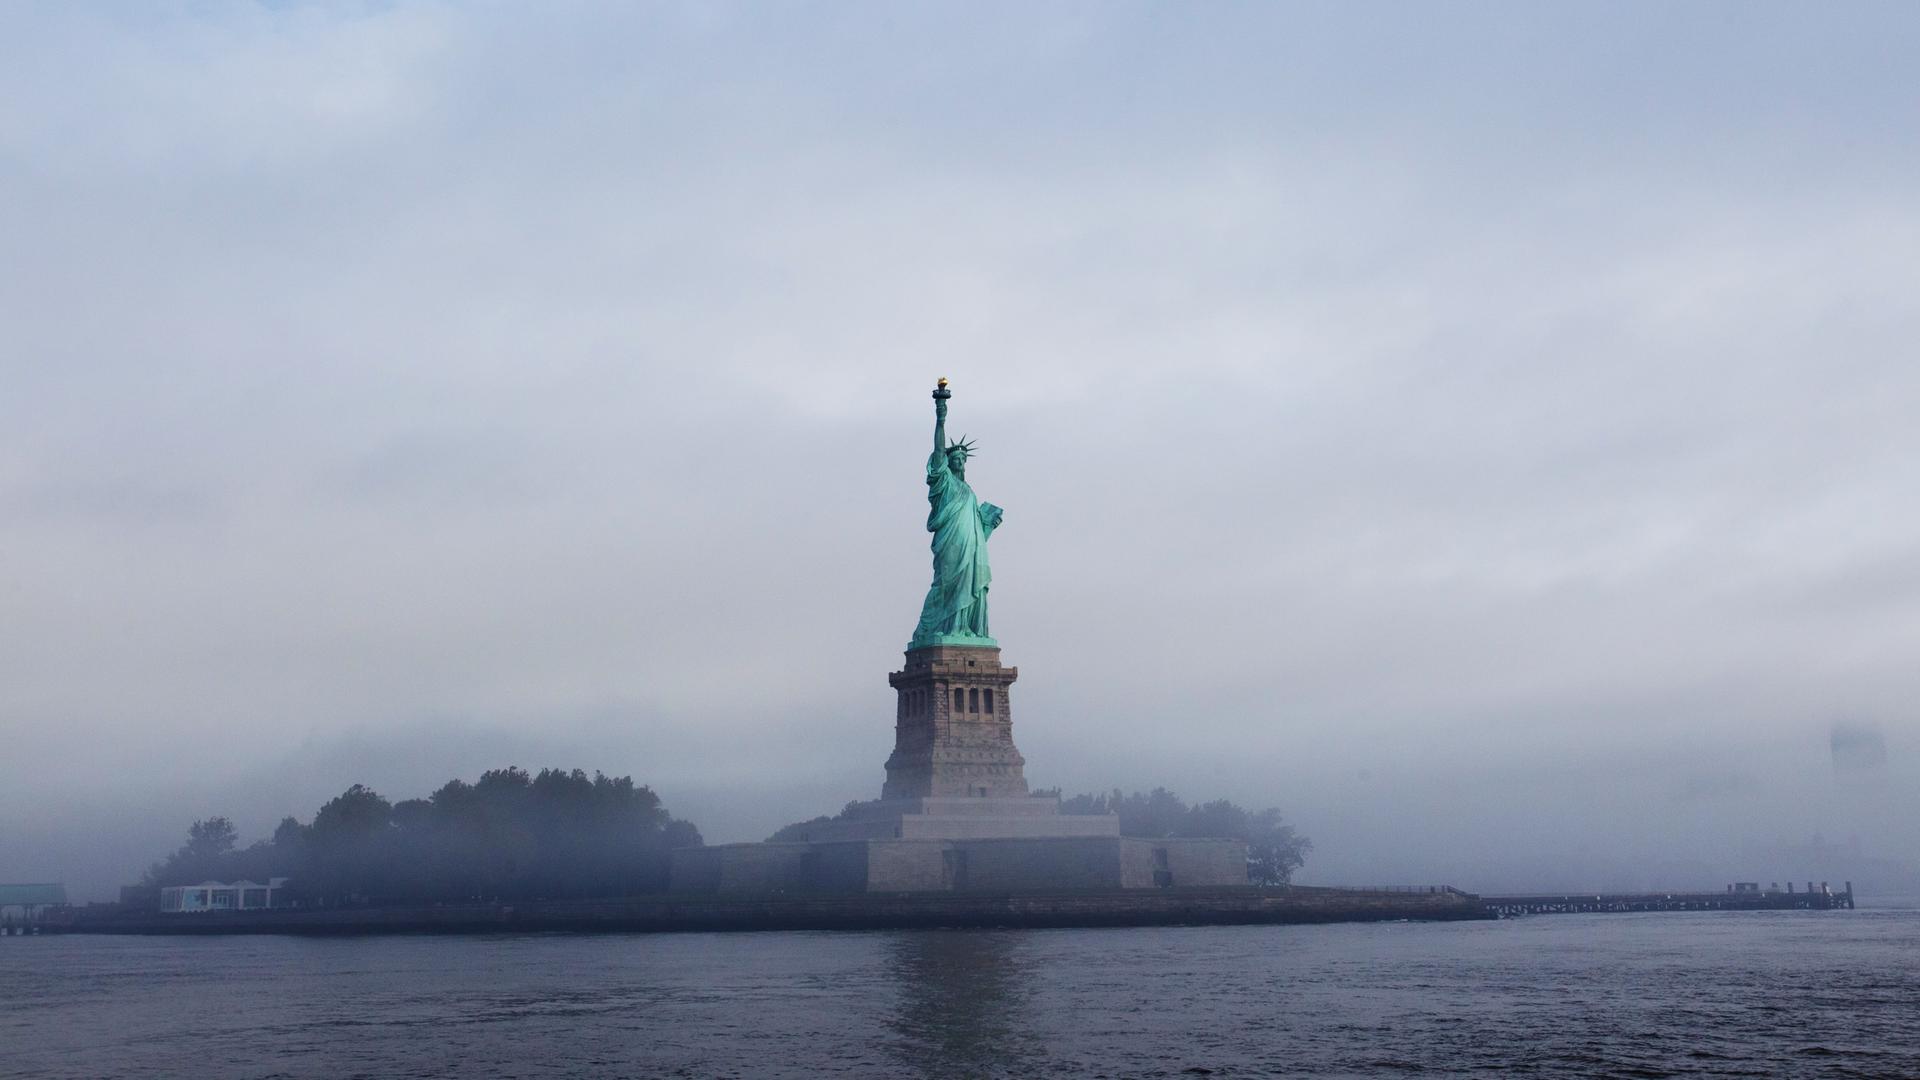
[{"x1": 911, "y1": 379, "x2": 1004, "y2": 649}]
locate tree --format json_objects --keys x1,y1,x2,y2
[
  {"x1": 1246, "y1": 808, "x2": 1312, "y2": 886},
  {"x1": 143, "y1": 817, "x2": 241, "y2": 886},
  {"x1": 306, "y1": 784, "x2": 394, "y2": 904},
  {"x1": 311, "y1": 785, "x2": 393, "y2": 844},
  {"x1": 271, "y1": 816, "x2": 307, "y2": 849},
  {"x1": 185, "y1": 817, "x2": 238, "y2": 859}
]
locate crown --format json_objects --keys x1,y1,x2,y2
[{"x1": 946, "y1": 436, "x2": 977, "y2": 457}]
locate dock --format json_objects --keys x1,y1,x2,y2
[{"x1": 1483, "y1": 881, "x2": 1856, "y2": 917}]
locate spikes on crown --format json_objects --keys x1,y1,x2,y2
[{"x1": 947, "y1": 435, "x2": 978, "y2": 457}]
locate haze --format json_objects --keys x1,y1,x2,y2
[{"x1": 4, "y1": 2, "x2": 1916, "y2": 901}]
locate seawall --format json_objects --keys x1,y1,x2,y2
[{"x1": 46, "y1": 885, "x2": 1489, "y2": 936}]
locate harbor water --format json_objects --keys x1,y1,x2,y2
[{"x1": 4, "y1": 903, "x2": 1916, "y2": 1078}]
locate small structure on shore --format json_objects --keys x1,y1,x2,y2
[
  {"x1": 1, "y1": 883, "x2": 68, "y2": 933},
  {"x1": 159, "y1": 878, "x2": 290, "y2": 913}
]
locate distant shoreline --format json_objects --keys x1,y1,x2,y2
[{"x1": 41, "y1": 885, "x2": 1487, "y2": 936}]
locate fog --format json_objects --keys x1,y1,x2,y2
[{"x1": 3, "y1": 2, "x2": 1917, "y2": 901}]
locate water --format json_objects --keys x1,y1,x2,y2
[{"x1": 4, "y1": 907, "x2": 1916, "y2": 1078}]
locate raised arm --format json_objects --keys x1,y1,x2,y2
[{"x1": 931, "y1": 379, "x2": 951, "y2": 459}]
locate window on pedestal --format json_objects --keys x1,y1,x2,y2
[
  {"x1": 968, "y1": 688, "x2": 980, "y2": 713},
  {"x1": 953, "y1": 687, "x2": 964, "y2": 713},
  {"x1": 984, "y1": 689, "x2": 994, "y2": 714}
]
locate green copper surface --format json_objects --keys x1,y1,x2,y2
[{"x1": 910, "y1": 382, "x2": 1003, "y2": 650}]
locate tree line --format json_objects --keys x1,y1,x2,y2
[
  {"x1": 143, "y1": 767, "x2": 702, "y2": 905},
  {"x1": 1044, "y1": 787, "x2": 1312, "y2": 886}
]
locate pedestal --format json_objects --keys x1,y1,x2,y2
[{"x1": 883, "y1": 644, "x2": 1028, "y2": 799}]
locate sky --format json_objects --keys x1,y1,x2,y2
[{"x1": 3, "y1": 1, "x2": 1917, "y2": 900}]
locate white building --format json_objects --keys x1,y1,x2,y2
[{"x1": 160, "y1": 878, "x2": 289, "y2": 913}]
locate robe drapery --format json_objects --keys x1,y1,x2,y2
[{"x1": 912, "y1": 449, "x2": 1001, "y2": 644}]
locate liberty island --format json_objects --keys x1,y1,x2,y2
[{"x1": 33, "y1": 382, "x2": 1850, "y2": 932}]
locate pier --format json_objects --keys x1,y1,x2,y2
[
  {"x1": 0, "y1": 883, "x2": 68, "y2": 935},
  {"x1": 1483, "y1": 881, "x2": 1855, "y2": 917}
]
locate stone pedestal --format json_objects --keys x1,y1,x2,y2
[
  {"x1": 884, "y1": 644, "x2": 1027, "y2": 799},
  {"x1": 664, "y1": 641, "x2": 1260, "y2": 896}
]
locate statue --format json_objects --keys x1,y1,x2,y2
[{"x1": 910, "y1": 379, "x2": 1004, "y2": 649}]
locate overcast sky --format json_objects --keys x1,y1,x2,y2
[{"x1": 4, "y1": 2, "x2": 1917, "y2": 900}]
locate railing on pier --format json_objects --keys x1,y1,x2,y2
[
  {"x1": 0, "y1": 906, "x2": 69, "y2": 935},
  {"x1": 1311, "y1": 885, "x2": 1472, "y2": 897},
  {"x1": 0, "y1": 883, "x2": 70, "y2": 936},
  {"x1": 1482, "y1": 880, "x2": 1856, "y2": 917}
]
